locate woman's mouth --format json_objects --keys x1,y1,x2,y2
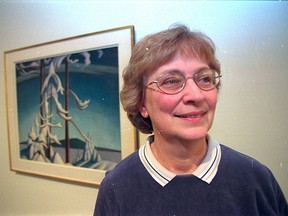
[{"x1": 174, "y1": 112, "x2": 206, "y2": 119}]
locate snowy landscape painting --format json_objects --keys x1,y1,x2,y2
[
  {"x1": 17, "y1": 47, "x2": 120, "y2": 170},
  {"x1": 5, "y1": 26, "x2": 136, "y2": 185}
]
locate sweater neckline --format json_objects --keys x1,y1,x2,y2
[{"x1": 138, "y1": 135, "x2": 222, "y2": 187}]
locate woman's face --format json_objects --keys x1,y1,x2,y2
[{"x1": 140, "y1": 53, "x2": 218, "y2": 143}]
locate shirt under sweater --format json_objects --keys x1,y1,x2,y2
[
  {"x1": 139, "y1": 136, "x2": 221, "y2": 186},
  {"x1": 94, "y1": 139, "x2": 288, "y2": 216}
]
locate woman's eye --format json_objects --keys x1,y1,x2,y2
[
  {"x1": 198, "y1": 76, "x2": 212, "y2": 85},
  {"x1": 203, "y1": 76, "x2": 212, "y2": 83},
  {"x1": 161, "y1": 77, "x2": 181, "y2": 86}
]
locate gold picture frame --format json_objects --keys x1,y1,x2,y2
[{"x1": 4, "y1": 26, "x2": 136, "y2": 186}]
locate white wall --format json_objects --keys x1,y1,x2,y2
[{"x1": 0, "y1": 1, "x2": 287, "y2": 215}]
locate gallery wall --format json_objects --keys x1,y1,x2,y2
[{"x1": 0, "y1": 1, "x2": 287, "y2": 215}]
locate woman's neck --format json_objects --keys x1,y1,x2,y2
[{"x1": 150, "y1": 136, "x2": 208, "y2": 175}]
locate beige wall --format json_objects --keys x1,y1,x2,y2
[{"x1": 0, "y1": 1, "x2": 287, "y2": 215}]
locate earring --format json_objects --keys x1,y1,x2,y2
[{"x1": 143, "y1": 111, "x2": 149, "y2": 118}]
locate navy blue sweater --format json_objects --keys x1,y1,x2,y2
[{"x1": 94, "y1": 145, "x2": 288, "y2": 216}]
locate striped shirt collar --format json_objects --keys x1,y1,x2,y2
[{"x1": 139, "y1": 135, "x2": 221, "y2": 187}]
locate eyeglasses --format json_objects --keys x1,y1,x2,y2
[{"x1": 146, "y1": 68, "x2": 221, "y2": 95}]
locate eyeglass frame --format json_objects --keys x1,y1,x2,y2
[{"x1": 145, "y1": 68, "x2": 222, "y2": 95}]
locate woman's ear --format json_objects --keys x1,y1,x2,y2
[{"x1": 139, "y1": 106, "x2": 149, "y2": 118}]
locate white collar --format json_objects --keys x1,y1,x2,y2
[{"x1": 139, "y1": 135, "x2": 221, "y2": 187}]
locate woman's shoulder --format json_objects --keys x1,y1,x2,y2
[
  {"x1": 220, "y1": 144, "x2": 265, "y2": 166},
  {"x1": 219, "y1": 144, "x2": 287, "y2": 213},
  {"x1": 100, "y1": 150, "x2": 142, "y2": 185},
  {"x1": 219, "y1": 144, "x2": 274, "y2": 180}
]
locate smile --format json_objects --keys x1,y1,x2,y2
[{"x1": 174, "y1": 112, "x2": 206, "y2": 119}]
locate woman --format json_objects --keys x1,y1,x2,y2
[{"x1": 94, "y1": 25, "x2": 287, "y2": 215}]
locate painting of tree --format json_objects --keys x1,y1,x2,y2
[
  {"x1": 5, "y1": 26, "x2": 135, "y2": 185},
  {"x1": 16, "y1": 47, "x2": 121, "y2": 171}
]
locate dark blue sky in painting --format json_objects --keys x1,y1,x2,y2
[{"x1": 16, "y1": 47, "x2": 121, "y2": 151}]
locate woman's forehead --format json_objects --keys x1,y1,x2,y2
[
  {"x1": 146, "y1": 56, "x2": 207, "y2": 81},
  {"x1": 155, "y1": 52, "x2": 206, "y2": 70}
]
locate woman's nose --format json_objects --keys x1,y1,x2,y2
[{"x1": 181, "y1": 78, "x2": 205, "y2": 103}]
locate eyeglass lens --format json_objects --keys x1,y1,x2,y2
[{"x1": 156, "y1": 69, "x2": 220, "y2": 94}]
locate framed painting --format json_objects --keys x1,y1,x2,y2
[{"x1": 4, "y1": 26, "x2": 137, "y2": 185}]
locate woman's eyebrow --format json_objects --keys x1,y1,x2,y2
[
  {"x1": 156, "y1": 69, "x2": 183, "y2": 78},
  {"x1": 162, "y1": 66, "x2": 210, "y2": 75},
  {"x1": 162, "y1": 69, "x2": 182, "y2": 74},
  {"x1": 155, "y1": 63, "x2": 211, "y2": 78},
  {"x1": 195, "y1": 66, "x2": 210, "y2": 72}
]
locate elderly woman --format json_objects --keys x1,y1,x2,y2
[{"x1": 94, "y1": 25, "x2": 287, "y2": 216}]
